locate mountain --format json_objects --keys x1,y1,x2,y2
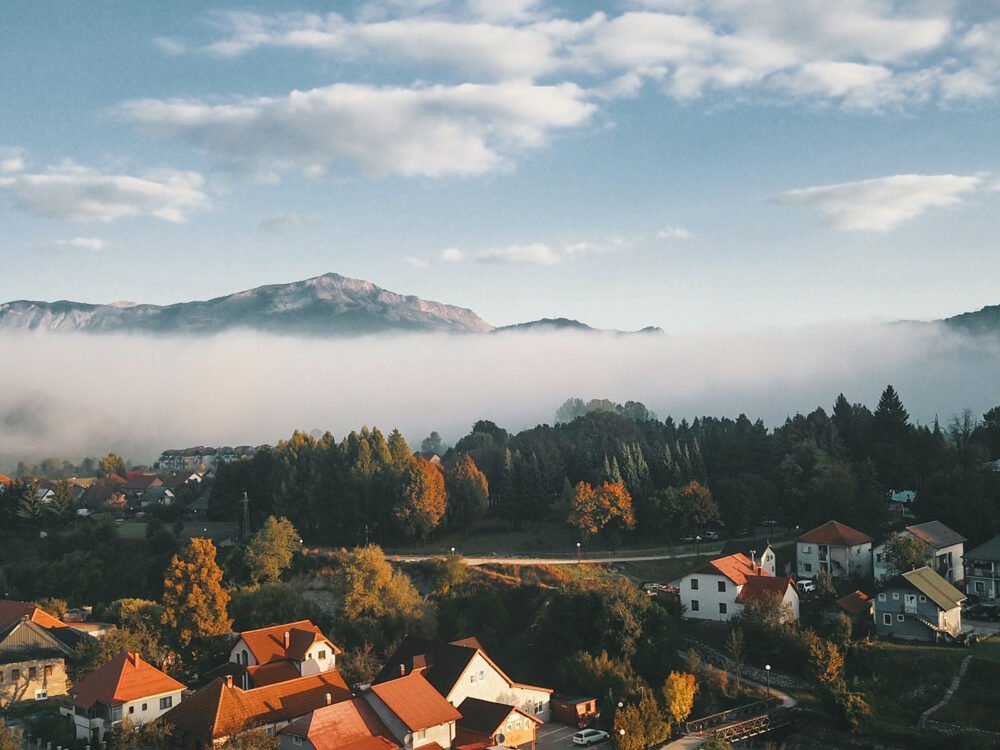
[
  {"x1": 942, "y1": 305, "x2": 1000, "y2": 337},
  {"x1": 494, "y1": 318, "x2": 665, "y2": 335},
  {"x1": 0, "y1": 273, "x2": 494, "y2": 336}
]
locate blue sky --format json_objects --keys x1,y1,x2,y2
[{"x1": 2, "y1": 0, "x2": 1000, "y2": 332}]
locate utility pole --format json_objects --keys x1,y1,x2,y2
[{"x1": 241, "y1": 491, "x2": 250, "y2": 540}]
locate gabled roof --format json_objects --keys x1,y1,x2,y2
[
  {"x1": 375, "y1": 636, "x2": 551, "y2": 699},
  {"x1": 0, "y1": 600, "x2": 66, "y2": 631},
  {"x1": 835, "y1": 590, "x2": 872, "y2": 617},
  {"x1": 899, "y1": 566, "x2": 965, "y2": 611},
  {"x1": 736, "y1": 576, "x2": 795, "y2": 604},
  {"x1": 966, "y1": 534, "x2": 1000, "y2": 563},
  {"x1": 0, "y1": 616, "x2": 78, "y2": 658},
  {"x1": 457, "y1": 697, "x2": 542, "y2": 735},
  {"x1": 280, "y1": 697, "x2": 398, "y2": 750},
  {"x1": 123, "y1": 474, "x2": 162, "y2": 491},
  {"x1": 0, "y1": 474, "x2": 12, "y2": 485},
  {"x1": 798, "y1": 520, "x2": 872, "y2": 547},
  {"x1": 907, "y1": 521, "x2": 965, "y2": 549},
  {"x1": 236, "y1": 620, "x2": 342, "y2": 666},
  {"x1": 162, "y1": 671, "x2": 350, "y2": 740},
  {"x1": 689, "y1": 553, "x2": 767, "y2": 586},
  {"x1": 367, "y1": 673, "x2": 461, "y2": 732},
  {"x1": 72, "y1": 651, "x2": 185, "y2": 709}
]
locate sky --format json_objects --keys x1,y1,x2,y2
[{"x1": 2, "y1": 0, "x2": 1000, "y2": 332}]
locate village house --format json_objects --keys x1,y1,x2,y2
[
  {"x1": 887, "y1": 489, "x2": 917, "y2": 521},
  {"x1": 67, "y1": 651, "x2": 185, "y2": 743},
  {"x1": 796, "y1": 520, "x2": 873, "y2": 579},
  {"x1": 964, "y1": 534, "x2": 1000, "y2": 601},
  {"x1": 822, "y1": 590, "x2": 873, "y2": 637},
  {"x1": 678, "y1": 553, "x2": 799, "y2": 622},
  {"x1": 719, "y1": 540, "x2": 779, "y2": 577},
  {"x1": 873, "y1": 520, "x2": 965, "y2": 584},
  {"x1": 162, "y1": 671, "x2": 351, "y2": 748},
  {"x1": 874, "y1": 566, "x2": 965, "y2": 642},
  {"x1": 226, "y1": 621, "x2": 342, "y2": 689},
  {"x1": 122, "y1": 473, "x2": 163, "y2": 505},
  {"x1": 0, "y1": 600, "x2": 87, "y2": 706},
  {"x1": 455, "y1": 696, "x2": 543, "y2": 749},
  {"x1": 377, "y1": 636, "x2": 552, "y2": 721},
  {"x1": 278, "y1": 696, "x2": 399, "y2": 750}
]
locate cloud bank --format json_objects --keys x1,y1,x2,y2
[{"x1": 1, "y1": 323, "x2": 997, "y2": 468}]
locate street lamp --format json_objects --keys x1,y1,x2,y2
[
  {"x1": 695, "y1": 535, "x2": 701, "y2": 555},
  {"x1": 764, "y1": 664, "x2": 771, "y2": 700},
  {"x1": 450, "y1": 546, "x2": 456, "y2": 556},
  {"x1": 576, "y1": 541, "x2": 581, "y2": 563}
]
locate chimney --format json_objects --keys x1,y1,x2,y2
[
  {"x1": 284, "y1": 631, "x2": 290, "y2": 649},
  {"x1": 399, "y1": 663, "x2": 406, "y2": 677},
  {"x1": 224, "y1": 675, "x2": 233, "y2": 688},
  {"x1": 325, "y1": 693, "x2": 332, "y2": 705}
]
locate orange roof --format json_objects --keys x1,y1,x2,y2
[
  {"x1": 368, "y1": 673, "x2": 462, "y2": 732},
  {"x1": 0, "y1": 600, "x2": 67, "y2": 631},
  {"x1": 281, "y1": 697, "x2": 398, "y2": 750},
  {"x1": 798, "y1": 520, "x2": 872, "y2": 546},
  {"x1": 691, "y1": 553, "x2": 767, "y2": 586},
  {"x1": 163, "y1": 672, "x2": 351, "y2": 740},
  {"x1": 0, "y1": 474, "x2": 11, "y2": 485},
  {"x1": 736, "y1": 576, "x2": 795, "y2": 604},
  {"x1": 238, "y1": 620, "x2": 342, "y2": 666},
  {"x1": 836, "y1": 590, "x2": 873, "y2": 617},
  {"x1": 247, "y1": 661, "x2": 302, "y2": 687},
  {"x1": 72, "y1": 651, "x2": 185, "y2": 709}
]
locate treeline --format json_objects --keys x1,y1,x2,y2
[{"x1": 209, "y1": 386, "x2": 1000, "y2": 546}]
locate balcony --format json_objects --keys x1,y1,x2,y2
[{"x1": 904, "y1": 604, "x2": 918, "y2": 615}]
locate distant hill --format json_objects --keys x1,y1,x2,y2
[
  {"x1": 494, "y1": 318, "x2": 665, "y2": 335},
  {"x1": 942, "y1": 305, "x2": 1000, "y2": 337},
  {"x1": 0, "y1": 273, "x2": 493, "y2": 336}
]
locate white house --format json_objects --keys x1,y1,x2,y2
[
  {"x1": 719, "y1": 541, "x2": 779, "y2": 577},
  {"x1": 377, "y1": 636, "x2": 552, "y2": 721},
  {"x1": 68, "y1": 651, "x2": 185, "y2": 743},
  {"x1": 678, "y1": 553, "x2": 799, "y2": 622},
  {"x1": 797, "y1": 520, "x2": 873, "y2": 579},
  {"x1": 229, "y1": 620, "x2": 342, "y2": 689},
  {"x1": 873, "y1": 520, "x2": 966, "y2": 584}
]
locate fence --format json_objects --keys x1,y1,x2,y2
[
  {"x1": 684, "y1": 697, "x2": 781, "y2": 734},
  {"x1": 679, "y1": 636, "x2": 814, "y2": 691}
]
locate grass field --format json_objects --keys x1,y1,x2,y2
[
  {"x1": 934, "y1": 656, "x2": 1000, "y2": 731},
  {"x1": 114, "y1": 519, "x2": 239, "y2": 542}
]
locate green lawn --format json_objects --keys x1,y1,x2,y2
[
  {"x1": 621, "y1": 556, "x2": 712, "y2": 585},
  {"x1": 114, "y1": 519, "x2": 239, "y2": 541},
  {"x1": 934, "y1": 657, "x2": 1000, "y2": 731}
]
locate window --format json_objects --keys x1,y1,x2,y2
[
  {"x1": 292, "y1": 738, "x2": 303, "y2": 746},
  {"x1": 897, "y1": 614, "x2": 905, "y2": 622},
  {"x1": 44, "y1": 665, "x2": 52, "y2": 678},
  {"x1": 129, "y1": 706, "x2": 135, "y2": 715},
  {"x1": 690, "y1": 578, "x2": 699, "y2": 590},
  {"x1": 892, "y1": 592, "x2": 900, "y2": 600},
  {"x1": 804, "y1": 563, "x2": 813, "y2": 573},
  {"x1": 240, "y1": 649, "x2": 249, "y2": 666},
  {"x1": 719, "y1": 603, "x2": 727, "y2": 615},
  {"x1": 691, "y1": 600, "x2": 700, "y2": 611},
  {"x1": 12, "y1": 669, "x2": 19, "y2": 681},
  {"x1": 876, "y1": 553, "x2": 883, "y2": 562},
  {"x1": 919, "y1": 595, "x2": 927, "y2": 602},
  {"x1": 160, "y1": 696, "x2": 173, "y2": 710},
  {"x1": 883, "y1": 614, "x2": 892, "y2": 626},
  {"x1": 28, "y1": 667, "x2": 37, "y2": 680},
  {"x1": 478, "y1": 670, "x2": 484, "y2": 681},
  {"x1": 35, "y1": 689, "x2": 47, "y2": 700},
  {"x1": 878, "y1": 593, "x2": 886, "y2": 602},
  {"x1": 802, "y1": 545, "x2": 811, "y2": 553},
  {"x1": 470, "y1": 675, "x2": 476, "y2": 683},
  {"x1": 717, "y1": 581, "x2": 726, "y2": 592},
  {"x1": 515, "y1": 719, "x2": 522, "y2": 729},
  {"x1": 142, "y1": 704, "x2": 148, "y2": 712},
  {"x1": 0, "y1": 671, "x2": 4, "y2": 683},
  {"x1": 318, "y1": 650, "x2": 327, "y2": 660}
]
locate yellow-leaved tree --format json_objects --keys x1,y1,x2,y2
[
  {"x1": 161, "y1": 538, "x2": 232, "y2": 647},
  {"x1": 662, "y1": 671, "x2": 698, "y2": 728},
  {"x1": 567, "y1": 481, "x2": 636, "y2": 537}
]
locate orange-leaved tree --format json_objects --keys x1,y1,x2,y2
[
  {"x1": 161, "y1": 537, "x2": 232, "y2": 647},
  {"x1": 568, "y1": 481, "x2": 636, "y2": 537},
  {"x1": 393, "y1": 457, "x2": 447, "y2": 541}
]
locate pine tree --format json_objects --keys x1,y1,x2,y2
[{"x1": 387, "y1": 429, "x2": 413, "y2": 468}]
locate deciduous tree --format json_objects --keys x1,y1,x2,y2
[
  {"x1": 393, "y1": 458, "x2": 447, "y2": 540},
  {"x1": 884, "y1": 531, "x2": 930, "y2": 575},
  {"x1": 245, "y1": 516, "x2": 301, "y2": 583},
  {"x1": 100, "y1": 453, "x2": 127, "y2": 477},
  {"x1": 161, "y1": 538, "x2": 232, "y2": 647},
  {"x1": 567, "y1": 481, "x2": 636, "y2": 537},
  {"x1": 661, "y1": 671, "x2": 698, "y2": 727}
]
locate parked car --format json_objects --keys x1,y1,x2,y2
[
  {"x1": 680, "y1": 534, "x2": 698, "y2": 543},
  {"x1": 796, "y1": 579, "x2": 816, "y2": 594},
  {"x1": 702, "y1": 530, "x2": 720, "y2": 540},
  {"x1": 965, "y1": 604, "x2": 1000, "y2": 622},
  {"x1": 573, "y1": 729, "x2": 610, "y2": 745}
]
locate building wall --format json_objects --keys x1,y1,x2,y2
[
  {"x1": 0, "y1": 657, "x2": 67, "y2": 705},
  {"x1": 492, "y1": 709, "x2": 537, "y2": 748},
  {"x1": 74, "y1": 688, "x2": 184, "y2": 742},
  {"x1": 679, "y1": 572, "x2": 739, "y2": 622},
  {"x1": 364, "y1": 691, "x2": 455, "y2": 748},
  {"x1": 446, "y1": 652, "x2": 550, "y2": 721},
  {"x1": 935, "y1": 543, "x2": 964, "y2": 584},
  {"x1": 797, "y1": 542, "x2": 872, "y2": 579},
  {"x1": 874, "y1": 584, "x2": 956, "y2": 641},
  {"x1": 230, "y1": 639, "x2": 258, "y2": 667},
  {"x1": 300, "y1": 642, "x2": 335, "y2": 676},
  {"x1": 412, "y1": 721, "x2": 454, "y2": 749}
]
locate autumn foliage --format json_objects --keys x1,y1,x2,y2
[
  {"x1": 393, "y1": 457, "x2": 447, "y2": 540},
  {"x1": 161, "y1": 538, "x2": 232, "y2": 647},
  {"x1": 568, "y1": 481, "x2": 636, "y2": 536},
  {"x1": 662, "y1": 670, "x2": 699, "y2": 726}
]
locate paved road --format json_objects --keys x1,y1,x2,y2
[{"x1": 389, "y1": 548, "x2": 726, "y2": 566}]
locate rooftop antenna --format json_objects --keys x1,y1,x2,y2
[{"x1": 241, "y1": 491, "x2": 250, "y2": 540}]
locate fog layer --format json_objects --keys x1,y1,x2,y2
[{"x1": 2, "y1": 323, "x2": 997, "y2": 467}]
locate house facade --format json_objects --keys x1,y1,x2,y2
[
  {"x1": 797, "y1": 521, "x2": 873, "y2": 579},
  {"x1": 873, "y1": 521, "x2": 965, "y2": 584},
  {"x1": 68, "y1": 651, "x2": 185, "y2": 743},
  {"x1": 964, "y1": 535, "x2": 1000, "y2": 601},
  {"x1": 0, "y1": 601, "x2": 82, "y2": 707},
  {"x1": 874, "y1": 566, "x2": 964, "y2": 642},
  {"x1": 228, "y1": 621, "x2": 342, "y2": 689},
  {"x1": 678, "y1": 553, "x2": 799, "y2": 622},
  {"x1": 456, "y1": 697, "x2": 542, "y2": 750}
]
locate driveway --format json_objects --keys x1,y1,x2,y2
[{"x1": 536, "y1": 723, "x2": 605, "y2": 750}]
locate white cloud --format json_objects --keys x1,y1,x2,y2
[
  {"x1": 118, "y1": 81, "x2": 595, "y2": 180},
  {"x1": 257, "y1": 212, "x2": 315, "y2": 232},
  {"x1": 657, "y1": 225, "x2": 692, "y2": 239},
  {"x1": 0, "y1": 162, "x2": 209, "y2": 223},
  {"x1": 54, "y1": 237, "x2": 106, "y2": 250},
  {"x1": 406, "y1": 256, "x2": 431, "y2": 268},
  {"x1": 0, "y1": 148, "x2": 26, "y2": 174},
  {"x1": 441, "y1": 247, "x2": 464, "y2": 262},
  {"x1": 478, "y1": 243, "x2": 561, "y2": 265},
  {"x1": 780, "y1": 174, "x2": 983, "y2": 231},
  {"x1": 153, "y1": 36, "x2": 187, "y2": 55}
]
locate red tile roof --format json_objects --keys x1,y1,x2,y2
[
  {"x1": 247, "y1": 661, "x2": 302, "y2": 687},
  {"x1": 691, "y1": 553, "x2": 766, "y2": 586},
  {"x1": 368, "y1": 673, "x2": 462, "y2": 732},
  {"x1": 0, "y1": 474, "x2": 12, "y2": 485},
  {"x1": 163, "y1": 672, "x2": 351, "y2": 741},
  {"x1": 835, "y1": 590, "x2": 872, "y2": 617},
  {"x1": 798, "y1": 520, "x2": 872, "y2": 546},
  {"x1": 736, "y1": 576, "x2": 795, "y2": 604},
  {"x1": 0, "y1": 600, "x2": 67, "y2": 631},
  {"x1": 123, "y1": 474, "x2": 163, "y2": 491},
  {"x1": 238, "y1": 620, "x2": 342, "y2": 666},
  {"x1": 280, "y1": 697, "x2": 398, "y2": 750},
  {"x1": 72, "y1": 651, "x2": 185, "y2": 709}
]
